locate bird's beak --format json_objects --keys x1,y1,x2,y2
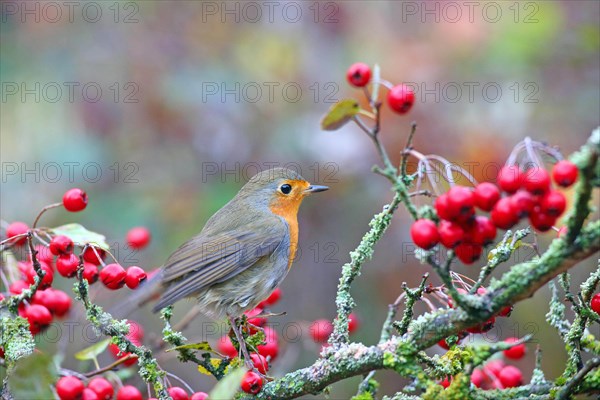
[{"x1": 304, "y1": 185, "x2": 329, "y2": 194}]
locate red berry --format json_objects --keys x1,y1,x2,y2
[
  {"x1": 446, "y1": 186, "x2": 475, "y2": 217},
  {"x1": 83, "y1": 262, "x2": 99, "y2": 284},
  {"x1": 31, "y1": 244, "x2": 55, "y2": 264},
  {"x1": 590, "y1": 293, "x2": 600, "y2": 315},
  {"x1": 87, "y1": 377, "x2": 114, "y2": 400},
  {"x1": 552, "y1": 160, "x2": 578, "y2": 187},
  {"x1": 509, "y1": 190, "x2": 536, "y2": 218},
  {"x1": 24, "y1": 261, "x2": 54, "y2": 290},
  {"x1": 25, "y1": 304, "x2": 53, "y2": 334},
  {"x1": 466, "y1": 216, "x2": 496, "y2": 246},
  {"x1": 387, "y1": 84, "x2": 415, "y2": 114},
  {"x1": 346, "y1": 63, "x2": 371, "y2": 87},
  {"x1": 56, "y1": 254, "x2": 80, "y2": 278},
  {"x1": 529, "y1": 208, "x2": 556, "y2": 232},
  {"x1": 446, "y1": 287, "x2": 467, "y2": 308},
  {"x1": 216, "y1": 335, "x2": 237, "y2": 358},
  {"x1": 466, "y1": 316, "x2": 495, "y2": 333},
  {"x1": 438, "y1": 338, "x2": 450, "y2": 350},
  {"x1": 498, "y1": 305, "x2": 513, "y2": 317},
  {"x1": 108, "y1": 342, "x2": 138, "y2": 367},
  {"x1": 6, "y1": 221, "x2": 29, "y2": 246},
  {"x1": 257, "y1": 327, "x2": 279, "y2": 360},
  {"x1": 167, "y1": 387, "x2": 188, "y2": 400},
  {"x1": 56, "y1": 376, "x2": 85, "y2": 400},
  {"x1": 348, "y1": 312, "x2": 360, "y2": 334},
  {"x1": 440, "y1": 376, "x2": 451, "y2": 388},
  {"x1": 540, "y1": 190, "x2": 566, "y2": 216},
  {"x1": 116, "y1": 385, "x2": 142, "y2": 400},
  {"x1": 100, "y1": 263, "x2": 127, "y2": 290},
  {"x1": 190, "y1": 393, "x2": 208, "y2": 400},
  {"x1": 523, "y1": 167, "x2": 551, "y2": 195},
  {"x1": 435, "y1": 193, "x2": 455, "y2": 220},
  {"x1": 309, "y1": 319, "x2": 334, "y2": 343},
  {"x1": 498, "y1": 365, "x2": 523, "y2": 388},
  {"x1": 124, "y1": 266, "x2": 147, "y2": 289},
  {"x1": 50, "y1": 235, "x2": 74, "y2": 256},
  {"x1": 503, "y1": 337, "x2": 526, "y2": 359},
  {"x1": 250, "y1": 353, "x2": 269, "y2": 374},
  {"x1": 241, "y1": 371, "x2": 263, "y2": 394},
  {"x1": 491, "y1": 197, "x2": 519, "y2": 230},
  {"x1": 474, "y1": 182, "x2": 501, "y2": 211},
  {"x1": 83, "y1": 388, "x2": 99, "y2": 400},
  {"x1": 32, "y1": 288, "x2": 53, "y2": 308},
  {"x1": 484, "y1": 359, "x2": 505, "y2": 377},
  {"x1": 82, "y1": 247, "x2": 105, "y2": 265},
  {"x1": 9, "y1": 280, "x2": 29, "y2": 294},
  {"x1": 126, "y1": 319, "x2": 145, "y2": 342},
  {"x1": 126, "y1": 227, "x2": 151, "y2": 250},
  {"x1": 258, "y1": 288, "x2": 282, "y2": 308},
  {"x1": 438, "y1": 334, "x2": 465, "y2": 350},
  {"x1": 410, "y1": 219, "x2": 439, "y2": 250},
  {"x1": 454, "y1": 243, "x2": 482, "y2": 264},
  {"x1": 471, "y1": 369, "x2": 484, "y2": 388},
  {"x1": 497, "y1": 166, "x2": 523, "y2": 193},
  {"x1": 50, "y1": 289, "x2": 72, "y2": 317},
  {"x1": 245, "y1": 307, "x2": 266, "y2": 327},
  {"x1": 63, "y1": 188, "x2": 88, "y2": 212},
  {"x1": 438, "y1": 220, "x2": 464, "y2": 248}
]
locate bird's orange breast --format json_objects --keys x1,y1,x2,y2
[{"x1": 269, "y1": 194, "x2": 303, "y2": 269}]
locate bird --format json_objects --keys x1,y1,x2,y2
[{"x1": 152, "y1": 167, "x2": 328, "y2": 368}]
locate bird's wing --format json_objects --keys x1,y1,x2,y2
[{"x1": 154, "y1": 219, "x2": 287, "y2": 310}]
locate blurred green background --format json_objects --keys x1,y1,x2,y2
[{"x1": 1, "y1": 1, "x2": 599, "y2": 398}]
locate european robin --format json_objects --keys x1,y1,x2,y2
[{"x1": 152, "y1": 167, "x2": 328, "y2": 366}]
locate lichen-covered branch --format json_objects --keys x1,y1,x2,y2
[
  {"x1": 238, "y1": 129, "x2": 599, "y2": 399},
  {"x1": 329, "y1": 192, "x2": 403, "y2": 345},
  {"x1": 73, "y1": 268, "x2": 170, "y2": 400},
  {"x1": 160, "y1": 306, "x2": 230, "y2": 380}
]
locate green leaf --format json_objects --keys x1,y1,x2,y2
[
  {"x1": 320, "y1": 99, "x2": 360, "y2": 131},
  {"x1": 50, "y1": 223, "x2": 110, "y2": 251},
  {"x1": 74, "y1": 338, "x2": 110, "y2": 361},
  {"x1": 8, "y1": 352, "x2": 57, "y2": 400},
  {"x1": 208, "y1": 367, "x2": 245, "y2": 399},
  {"x1": 167, "y1": 341, "x2": 213, "y2": 353}
]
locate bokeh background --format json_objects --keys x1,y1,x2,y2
[{"x1": 1, "y1": 0, "x2": 599, "y2": 398}]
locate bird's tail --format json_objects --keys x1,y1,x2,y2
[{"x1": 110, "y1": 269, "x2": 164, "y2": 319}]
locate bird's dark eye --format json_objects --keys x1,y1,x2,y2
[{"x1": 280, "y1": 184, "x2": 292, "y2": 194}]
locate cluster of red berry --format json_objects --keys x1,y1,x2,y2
[
  {"x1": 346, "y1": 62, "x2": 415, "y2": 115},
  {"x1": 2, "y1": 189, "x2": 152, "y2": 354},
  {"x1": 440, "y1": 352, "x2": 525, "y2": 390},
  {"x1": 438, "y1": 285, "x2": 512, "y2": 348},
  {"x1": 55, "y1": 320, "x2": 208, "y2": 400},
  {"x1": 410, "y1": 160, "x2": 579, "y2": 264},
  {"x1": 216, "y1": 289, "x2": 281, "y2": 394},
  {"x1": 215, "y1": 288, "x2": 360, "y2": 394},
  {"x1": 55, "y1": 375, "x2": 208, "y2": 400},
  {"x1": 441, "y1": 338, "x2": 526, "y2": 390}
]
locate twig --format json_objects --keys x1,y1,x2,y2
[
  {"x1": 32, "y1": 202, "x2": 62, "y2": 229},
  {"x1": 557, "y1": 357, "x2": 600, "y2": 400},
  {"x1": 84, "y1": 355, "x2": 137, "y2": 378}
]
